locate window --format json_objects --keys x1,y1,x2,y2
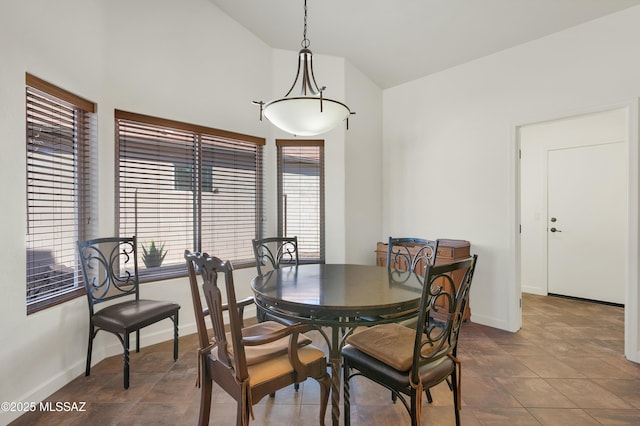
[
  {"x1": 276, "y1": 140, "x2": 325, "y2": 263},
  {"x1": 115, "y1": 110, "x2": 265, "y2": 281},
  {"x1": 26, "y1": 74, "x2": 97, "y2": 313}
]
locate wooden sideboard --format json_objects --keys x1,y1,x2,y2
[{"x1": 375, "y1": 239, "x2": 472, "y2": 321}]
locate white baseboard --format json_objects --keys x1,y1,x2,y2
[
  {"x1": 468, "y1": 312, "x2": 513, "y2": 332},
  {"x1": 522, "y1": 286, "x2": 547, "y2": 296}
]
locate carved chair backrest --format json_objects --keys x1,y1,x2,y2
[{"x1": 184, "y1": 250, "x2": 248, "y2": 382}]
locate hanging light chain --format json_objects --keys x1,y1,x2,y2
[{"x1": 301, "y1": 0, "x2": 310, "y2": 49}]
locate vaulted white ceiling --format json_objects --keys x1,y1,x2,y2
[{"x1": 209, "y1": 0, "x2": 640, "y2": 89}]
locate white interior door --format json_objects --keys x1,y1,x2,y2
[{"x1": 547, "y1": 142, "x2": 626, "y2": 304}]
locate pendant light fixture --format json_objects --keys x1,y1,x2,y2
[{"x1": 254, "y1": 0, "x2": 354, "y2": 136}]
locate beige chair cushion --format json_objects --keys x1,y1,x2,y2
[
  {"x1": 248, "y1": 344, "x2": 326, "y2": 386},
  {"x1": 346, "y1": 323, "x2": 416, "y2": 371},
  {"x1": 227, "y1": 320, "x2": 312, "y2": 366},
  {"x1": 346, "y1": 323, "x2": 444, "y2": 372}
]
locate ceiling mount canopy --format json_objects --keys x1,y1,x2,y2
[{"x1": 254, "y1": 0, "x2": 354, "y2": 137}]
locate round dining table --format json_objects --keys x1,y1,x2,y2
[{"x1": 251, "y1": 263, "x2": 424, "y2": 426}]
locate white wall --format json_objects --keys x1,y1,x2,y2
[
  {"x1": 345, "y1": 61, "x2": 384, "y2": 265},
  {"x1": 520, "y1": 108, "x2": 628, "y2": 295},
  {"x1": 383, "y1": 5, "x2": 640, "y2": 360},
  {"x1": 0, "y1": 1, "x2": 382, "y2": 422}
]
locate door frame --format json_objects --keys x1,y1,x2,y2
[{"x1": 511, "y1": 99, "x2": 640, "y2": 363}]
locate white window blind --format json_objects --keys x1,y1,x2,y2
[
  {"x1": 115, "y1": 110, "x2": 264, "y2": 281},
  {"x1": 276, "y1": 140, "x2": 324, "y2": 263},
  {"x1": 26, "y1": 74, "x2": 97, "y2": 313}
]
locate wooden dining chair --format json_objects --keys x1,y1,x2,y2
[
  {"x1": 77, "y1": 236, "x2": 180, "y2": 389},
  {"x1": 184, "y1": 250, "x2": 330, "y2": 426},
  {"x1": 343, "y1": 255, "x2": 478, "y2": 426}
]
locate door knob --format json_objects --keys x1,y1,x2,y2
[{"x1": 550, "y1": 227, "x2": 561, "y2": 232}]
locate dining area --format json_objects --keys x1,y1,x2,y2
[
  {"x1": 43, "y1": 235, "x2": 475, "y2": 426},
  {"x1": 181, "y1": 236, "x2": 477, "y2": 425},
  {"x1": 16, "y1": 58, "x2": 486, "y2": 425},
  {"x1": 13, "y1": 231, "x2": 640, "y2": 426},
  {"x1": 8, "y1": 1, "x2": 640, "y2": 424}
]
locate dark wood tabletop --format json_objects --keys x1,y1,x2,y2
[{"x1": 251, "y1": 263, "x2": 424, "y2": 324}]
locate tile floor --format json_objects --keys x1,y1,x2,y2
[{"x1": 10, "y1": 293, "x2": 640, "y2": 425}]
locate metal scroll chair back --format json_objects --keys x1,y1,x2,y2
[
  {"x1": 252, "y1": 237, "x2": 301, "y2": 325},
  {"x1": 79, "y1": 237, "x2": 139, "y2": 311},
  {"x1": 415, "y1": 255, "x2": 477, "y2": 368},
  {"x1": 252, "y1": 236, "x2": 299, "y2": 276},
  {"x1": 77, "y1": 236, "x2": 180, "y2": 389},
  {"x1": 387, "y1": 237, "x2": 439, "y2": 278},
  {"x1": 343, "y1": 255, "x2": 478, "y2": 426},
  {"x1": 411, "y1": 255, "x2": 477, "y2": 424}
]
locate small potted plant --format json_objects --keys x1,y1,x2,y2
[{"x1": 142, "y1": 240, "x2": 167, "y2": 268}]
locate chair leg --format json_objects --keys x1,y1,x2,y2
[
  {"x1": 85, "y1": 326, "x2": 94, "y2": 377},
  {"x1": 343, "y1": 361, "x2": 351, "y2": 426},
  {"x1": 135, "y1": 329, "x2": 140, "y2": 353},
  {"x1": 173, "y1": 312, "x2": 179, "y2": 361},
  {"x1": 452, "y1": 371, "x2": 460, "y2": 426},
  {"x1": 124, "y1": 333, "x2": 130, "y2": 389},
  {"x1": 236, "y1": 401, "x2": 245, "y2": 426},
  {"x1": 445, "y1": 376, "x2": 453, "y2": 390},
  {"x1": 426, "y1": 388, "x2": 433, "y2": 403},
  {"x1": 256, "y1": 306, "x2": 267, "y2": 322},
  {"x1": 317, "y1": 373, "x2": 330, "y2": 426},
  {"x1": 199, "y1": 369, "x2": 212, "y2": 426},
  {"x1": 410, "y1": 389, "x2": 420, "y2": 426}
]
